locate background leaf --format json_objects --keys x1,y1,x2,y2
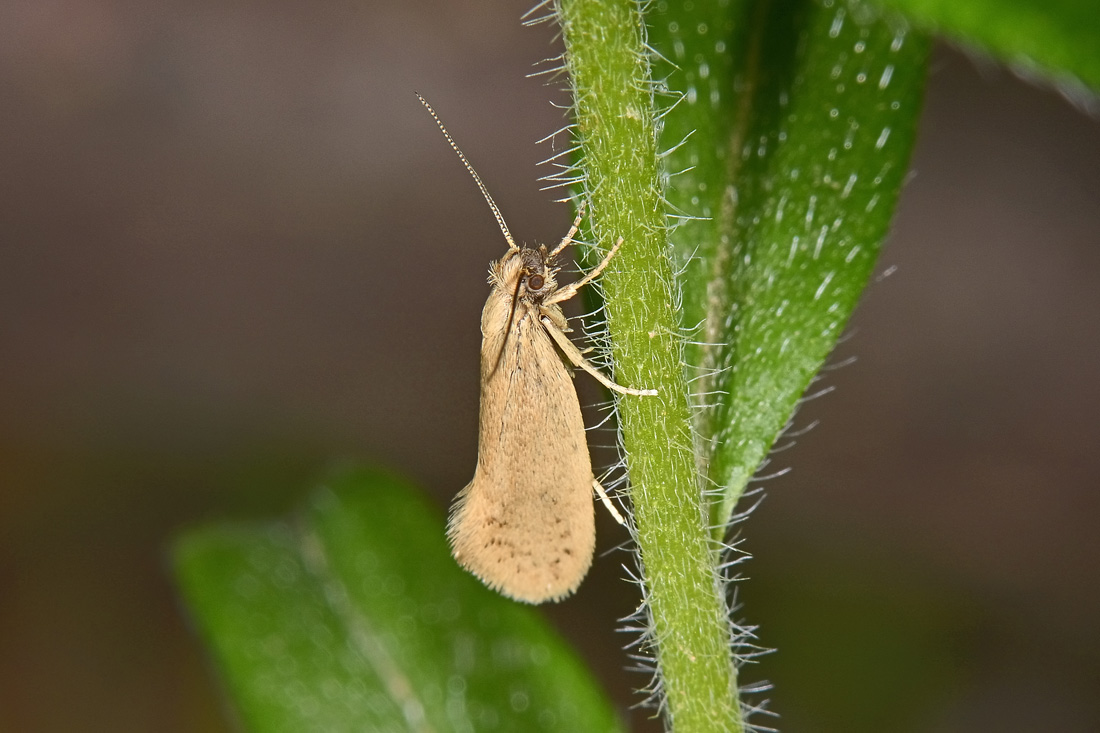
[
  {"x1": 874, "y1": 0, "x2": 1100, "y2": 97},
  {"x1": 174, "y1": 467, "x2": 623, "y2": 733},
  {"x1": 649, "y1": 0, "x2": 929, "y2": 531}
]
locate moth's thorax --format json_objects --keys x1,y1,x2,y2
[{"x1": 491, "y1": 246, "x2": 559, "y2": 304}]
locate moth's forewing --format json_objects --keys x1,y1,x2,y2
[{"x1": 448, "y1": 254, "x2": 595, "y2": 604}]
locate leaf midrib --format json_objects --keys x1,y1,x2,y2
[{"x1": 298, "y1": 521, "x2": 438, "y2": 733}]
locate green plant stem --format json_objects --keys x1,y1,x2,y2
[{"x1": 558, "y1": 0, "x2": 742, "y2": 730}]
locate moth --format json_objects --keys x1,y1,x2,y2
[{"x1": 417, "y1": 94, "x2": 655, "y2": 604}]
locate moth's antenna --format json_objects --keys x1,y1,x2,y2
[{"x1": 416, "y1": 92, "x2": 517, "y2": 251}]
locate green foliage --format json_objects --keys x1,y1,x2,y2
[
  {"x1": 647, "y1": 0, "x2": 928, "y2": 533},
  {"x1": 175, "y1": 468, "x2": 622, "y2": 732},
  {"x1": 557, "y1": 0, "x2": 928, "y2": 729},
  {"x1": 875, "y1": 0, "x2": 1100, "y2": 94}
]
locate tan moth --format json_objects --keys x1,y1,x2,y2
[{"x1": 417, "y1": 93, "x2": 656, "y2": 604}]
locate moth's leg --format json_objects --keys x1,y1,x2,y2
[
  {"x1": 592, "y1": 478, "x2": 625, "y2": 525},
  {"x1": 548, "y1": 200, "x2": 587, "y2": 259},
  {"x1": 544, "y1": 236, "x2": 623, "y2": 306},
  {"x1": 540, "y1": 314, "x2": 657, "y2": 396}
]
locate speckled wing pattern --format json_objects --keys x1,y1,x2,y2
[{"x1": 448, "y1": 285, "x2": 595, "y2": 604}]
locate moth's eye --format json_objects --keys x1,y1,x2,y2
[{"x1": 527, "y1": 274, "x2": 545, "y2": 291}]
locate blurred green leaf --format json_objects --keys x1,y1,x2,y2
[
  {"x1": 874, "y1": 0, "x2": 1100, "y2": 95},
  {"x1": 174, "y1": 467, "x2": 622, "y2": 733},
  {"x1": 648, "y1": 0, "x2": 929, "y2": 532}
]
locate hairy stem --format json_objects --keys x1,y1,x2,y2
[{"x1": 557, "y1": 0, "x2": 742, "y2": 729}]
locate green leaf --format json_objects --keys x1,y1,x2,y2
[
  {"x1": 873, "y1": 0, "x2": 1100, "y2": 95},
  {"x1": 649, "y1": 0, "x2": 929, "y2": 533},
  {"x1": 174, "y1": 467, "x2": 623, "y2": 733}
]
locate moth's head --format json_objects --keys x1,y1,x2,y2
[{"x1": 494, "y1": 245, "x2": 559, "y2": 302}]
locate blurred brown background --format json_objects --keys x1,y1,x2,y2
[{"x1": 1, "y1": 1, "x2": 1098, "y2": 731}]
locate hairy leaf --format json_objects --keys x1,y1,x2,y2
[{"x1": 650, "y1": 0, "x2": 929, "y2": 533}]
